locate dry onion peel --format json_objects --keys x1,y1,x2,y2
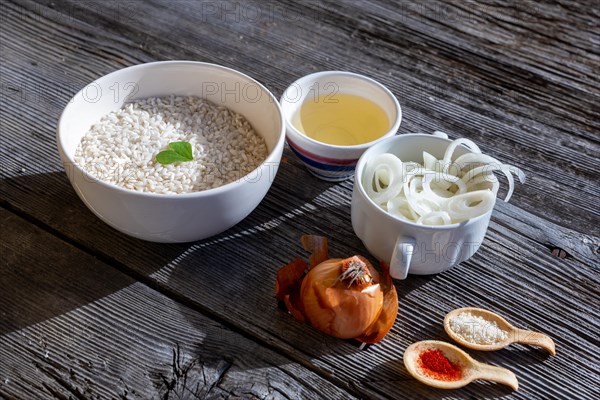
[
  {"x1": 275, "y1": 235, "x2": 398, "y2": 344},
  {"x1": 275, "y1": 258, "x2": 307, "y2": 322},
  {"x1": 365, "y1": 137, "x2": 525, "y2": 225},
  {"x1": 301, "y1": 256, "x2": 383, "y2": 339},
  {"x1": 355, "y1": 261, "x2": 398, "y2": 343},
  {"x1": 300, "y1": 234, "x2": 328, "y2": 267}
]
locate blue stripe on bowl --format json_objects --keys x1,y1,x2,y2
[
  {"x1": 289, "y1": 145, "x2": 357, "y2": 172},
  {"x1": 306, "y1": 167, "x2": 354, "y2": 181}
]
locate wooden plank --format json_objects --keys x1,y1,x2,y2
[
  {"x1": 0, "y1": 207, "x2": 359, "y2": 400},
  {"x1": 1, "y1": 0, "x2": 598, "y2": 234},
  {"x1": 1, "y1": 0, "x2": 599, "y2": 399},
  {"x1": 2, "y1": 148, "x2": 599, "y2": 399}
]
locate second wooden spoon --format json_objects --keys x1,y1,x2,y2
[{"x1": 444, "y1": 307, "x2": 556, "y2": 355}]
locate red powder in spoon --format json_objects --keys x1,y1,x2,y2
[{"x1": 417, "y1": 348, "x2": 463, "y2": 381}]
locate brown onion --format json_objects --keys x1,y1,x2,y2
[{"x1": 275, "y1": 235, "x2": 398, "y2": 344}]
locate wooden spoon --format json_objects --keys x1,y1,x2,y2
[
  {"x1": 444, "y1": 307, "x2": 556, "y2": 355},
  {"x1": 404, "y1": 340, "x2": 519, "y2": 390}
]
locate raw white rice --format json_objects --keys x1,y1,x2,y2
[{"x1": 74, "y1": 95, "x2": 268, "y2": 194}]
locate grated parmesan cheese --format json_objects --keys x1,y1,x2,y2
[{"x1": 449, "y1": 312, "x2": 508, "y2": 345}]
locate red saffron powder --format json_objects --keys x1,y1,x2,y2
[{"x1": 417, "y1": 349, "x2": 462, "y2": 381}]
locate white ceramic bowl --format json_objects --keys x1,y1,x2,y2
[
  {"x1": 57, "y1": 61, "x2": 285, "y2": 243},
  {"x1": 280, "y1": 71, "x2": 401, "y2": 181},
  {"x1": 351, "y1": 133, "x2": 494, "y2": 279}
]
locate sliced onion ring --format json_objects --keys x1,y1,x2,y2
[
  {"x1": 406, "y1": 176, "x2": 442, "y2": 216},
  {"x1": 363, "y1": 137, "x2": 525, "y2": 226},
  {"x1": 364, "y1": 153, "x2": 404, "y2": 204},
  {"x1": 461, "y1": 164, "x2": 525, "y2": 202},
  {"x1": 386, "y1": 197, "x2": 413, "y2": 221},
  {"x1": 446, "y1": 189, "x2": 496, "y2": 222},
  {"x1": 442, "y1": 138, "x2": 481, "y2": 170},
  {"x1": 417, "y1": 211, "x2": 452, "y2": 226},
  {"x1": 466, "y1": 173, "x2": 500, "y2": 195},
  {"x1": 423, "y1": 151, "x2": 438, "y2": 171}
]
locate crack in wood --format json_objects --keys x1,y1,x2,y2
[
  {"x1": 210, "y1": 358, "x2": 233, "y2": 397},
  {"x1": 21, "y1": 342, "x2": 98, "y2": 399},
  {"x1": 152, "y1": 344, "x2": 215, "y2": 400},
  {"x1": 269, "y1": 387, "x2": 292, "y2": 400},
  {"x1": 35, "y1": 361, "x2": 90, "y2": 400},
  {"x1": 41, "y1": 382, "x2": 72, "y2": 400},
  {"x1": 551, "y1": 247, "x2": 569, "y2": 259}
]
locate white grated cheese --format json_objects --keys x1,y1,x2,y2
[{"x1": 449, "y1": 312, "x2": 508, "y2": 345}]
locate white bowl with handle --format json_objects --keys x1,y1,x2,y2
[{"x1": 351, "y1": 133, "x2": 494, "y2": 279}]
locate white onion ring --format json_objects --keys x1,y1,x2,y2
[
  {"x1": 364, "y1": 137, "x2": 525, "y2": 226},
  {"x1": 442, "y1": 138, "x2": 482, "y2": 173},
  {"x1": 454, "y1": 152, "x2": 501, "y2": 169},
  {"x1": 403, "y1": 161, "x2": 424, "y2": 177},
  {"x1": 364, "y1": 153, "x2": 404, "y2": 204},
  {"x1": 446, "y1": 189, "x2": 496, "y2": 222},
  {"x1": 417, "y1": 211, "x2": 452, "y2": 226},
  {"x1": 422, "y1": 172, "x2": 452, "y2": 201},
  {"x1": 423, "y1": 151, "x2": 438, "y2": 171},
  {"x1": 386, "y1": 197, "x2": 412, "y2": 221},
  {"x1": 431, "y1": 178, "x2": 453, "y2": 191},
  {"x1": 461, "y1": 164, "x2": 525, "y2": 202},
  {"x1": 406, "y1": 177, "x2": 442, "y2": 216},
  {"x1": 466, "y1": 173, "x2": 500, "y2": 195}
]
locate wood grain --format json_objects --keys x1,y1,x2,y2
[
  {"x1": 2, "y1": 0, "x2": 599, "y2": 233},
  {"x1": 2, "y1": 143, "x2": 598, "y2": 398},
  {"x1": 1, "y1": 0, "x2": 599, "y2": 399},
  {"x1": 0, "y1": 208, "x2": 359, "y2": 400}
]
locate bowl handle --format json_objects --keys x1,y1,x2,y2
[{"x1": 390, "y1": 236, "x2": 416, "y2": 280}]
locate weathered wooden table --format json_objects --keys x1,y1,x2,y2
[{"x1": 1, "y1": 1, "x2": 598, "y2": 399}]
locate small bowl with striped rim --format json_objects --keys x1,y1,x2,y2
[{"x1": 280, "y1": 71, "x2": 402, "y2": 182}]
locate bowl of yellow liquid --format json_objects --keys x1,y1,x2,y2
[{"x1": 281, "y1": 71, "x2": 401, "y2": 181}]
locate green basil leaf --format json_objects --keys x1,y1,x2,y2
[
  {"x1": 156, "y1": 150, "x2": 191, "y2": 165},
  {"x1": 156, "y1": 141, "x2": 194, "y2": 165},
  {"x1": 168, "y1": 141, "x2": 193, "y2": 160}
]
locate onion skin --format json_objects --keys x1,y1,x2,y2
[
  {"x1": 301, "y1": 235, "x2": 329, "y2": 267},
  {"x1": 356, "y1": 261, "x2": 398, "y2": 344},
  {"x1": 275, "y1": 236, "x2": 399, "y2": 344},
  {"x1": 275, "y1": 258, "x2": 308, "y2": 323}
]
